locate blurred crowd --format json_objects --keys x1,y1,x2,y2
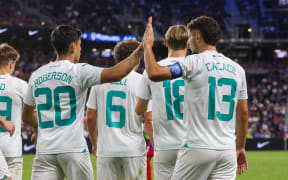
[
  {"x1": 0, "y1": 0, "x2": 229, "y2": 37},
  {"x1": 236, "y1": 0, "x2": 288, "y2": 38},
  {"x1": 247, "y1": 71, "x2": 288, "y2": 139}
]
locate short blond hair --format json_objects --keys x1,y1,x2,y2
[
  {"x1": 165, "y1": 25, "x2": 188, "y2": 50},
  {"x1": 0, "y1": 43, "x2": 20, "y2": 67}
]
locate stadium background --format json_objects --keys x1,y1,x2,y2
[{"x1": 1, "y1": 0, "x2": 288, "y2": 179}]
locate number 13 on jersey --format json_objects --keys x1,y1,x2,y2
[{"x1": 208, "y1": 76, "x2": 237, "y2": 122}]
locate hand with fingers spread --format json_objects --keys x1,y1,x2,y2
[
  {"x1": 0, "y1": 116, "x2": 15, "y2": 136},
  {"x1": 237, "y1": 148, "x2": 248, "y2": 175},
  {"x1": 143, "y1": 17, "x2": 154, "y2": 49}
]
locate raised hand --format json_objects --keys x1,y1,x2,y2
[
  {"x1": 143, "y1": 17, "x2": 154, "y2": 49},
  {"x1": 237, "y1": 148, "x2": 248, "y2": 174}
]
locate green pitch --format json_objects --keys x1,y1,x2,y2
[{"x1": 22, "y1": 151, "x2": 288, "y2": 180}]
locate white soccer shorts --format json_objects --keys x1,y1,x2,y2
[
  {"x1": 153, "y1": 149, "x2": 180, "y2": 180},
  {"x1": 31, "y1": 152, "x2": 93, "y2": 180},
  {"x1": 0, "y1": 150, "x2": 11, "y2": 179},
  {"x1": 5, "y1": 157, "x2": 22, "y2": 180},
  {"x1": 97, "y1": 156, "x2": 147, "y2": 180},
  {"x1": 171, "y1": 147, "x2": 237, "y2": 180}
]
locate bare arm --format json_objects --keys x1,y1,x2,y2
[
  {"x1": 236, "y1": 99, "x2": 249, "y2": 174},
  {"x1": 143, "y1": 17, "x2": 172, "y2": 82},
  {"x1": 144, "y1": 111, "x2": 153, "y2": 146},
  {"x1": 135, "y1": 97, "x2": 149, "y2": 115},
  {"x1": 22, "y1": 104, "x2": 38, "y2": 130},
  {"x1": 0, "y1": 116, "x2": 15, "y2": 136},
  {"x1": 86, "y1": 108, "x2": 98, "y2": 156},
  {"x1": 100, "y1": 44, "x2": 144, "y2": 83},
  {"x1": 236, "y1": 99, "x2": 248, "y2": 149}
]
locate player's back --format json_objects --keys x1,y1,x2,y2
[
  {"x1": 180, "y1": 50, "x2": 247, "y2": 150},
  {"x1": 142, "y1": 57, "x2": 185, "y2": 150},
  {"x1": 88, "y1": 71, "x2": 146, "y2": 157},
  {"x1": 25, "y1": 60, "x2": 102, "y2": 154},
  {"x1": 0, "y1": 74, "x2": 27, "y2": 157}
]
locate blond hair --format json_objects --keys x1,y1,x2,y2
[
  {"x1": 165, "y1": 25, "x2": 188, "y2": 50},
  {"x1": 0, "y1": 43, "x2": 20, "y2": 67}
]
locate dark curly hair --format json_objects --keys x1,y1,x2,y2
[
  {"x1": 187, "y1": 16, "x2": 220, "y2": 46},
  {"x1": 113, "y1": 39, "x2": 140, "y2": 63}
]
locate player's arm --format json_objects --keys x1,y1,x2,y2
[
  {"x1": 236, "y1": 99, "x2": 249, "y2": 174},
  {"x1": 143, "y1": 17, "x2": 182, "y2": 82},
  {"x1": 22, "y1": 104, "x2": 38, "y2": 133},
  {"x1": 144, "y1": 111, "x2": 153, "y2": 146},
  {"x1": 135, "y1": 97, "x2": 149, "y2": 115},
  {"x1": 86, "y1": 108, "x2": 98, "y2": 156},
  {"x1": 0, "y1": 116, "x2": 15, "y2": 136},
  {"x1": 100, "y1": 44, "x2": 144, "y2": 83}
]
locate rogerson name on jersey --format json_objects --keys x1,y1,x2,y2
[
  {"x1": 205, "y1": 62, "x2": 236, "y2": 75},
  {"x1": 34, "y1": 72, "x2": 73, "y2": 88}
]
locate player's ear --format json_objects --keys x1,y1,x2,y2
[
  {"x1": 8, "y1": 60, "x2": 14, "y2": 69},
  {"x1": 164, "y1": 39, "x2": 168, "y2": 48},
  {"x1": 196, "y1": 32, "x2": 202, "y2": 43},
  {"x1": 69, "y1": 42, "x2": 76, "y2": 54}
]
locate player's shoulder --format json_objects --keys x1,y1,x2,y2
[
  {"x1": 9, "y1": 75, "x2": 27, "y2": 85},
  {"x1": 223, "y1": 55, "x2": 246, "y2": 74},
  {"x1": 31, "y1": 62, "x2": 53, "y2": 77},
  {"x1": 129, "y1": 70, "x2": 142, "y2": 79},
  {"x1": 158, "y1": 57, "x2": 187, "y2": 66}
]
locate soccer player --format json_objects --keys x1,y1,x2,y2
[
  {"x1": 135, "y1": 25, "x2": 188, "y2": 179},
  {"x1": 0, "y1": 43, "x2": 27, "y2": 180},
  {"x1": 0, "y1": 116, "x2": 15, "y2": 180},
  {"x1": 21, "y1": 25, "x2": 144, "y2": 180},
  {"x1": 142, "y1": 16, "x2": 249, "y2": 179},
  {"x1": 86, "y1": 39, "x2": 151, "y2": 180}
]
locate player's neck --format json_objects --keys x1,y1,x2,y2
[
  {"x1": 168, "y1": 49, "x2": 187, "y2": 58},
  {"x1": 0, "y1": 67, "x2": 11, "y2": 75},
  {"x1": 57, "y1": 54, "x2": 75, "y2": 63},
  {"x1": 198, "y1": 45, "x2": 217, "y2": 53}
]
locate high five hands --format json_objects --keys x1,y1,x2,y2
[{"x1": 143, "y1": 17, "x2": 154, "y2": 49}]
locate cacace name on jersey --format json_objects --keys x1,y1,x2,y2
[
  {"x1": 87, "y1": 71, "x2": 146, "y2": 157},
  {"x1": 0, "y1": 74, "x2": 27, "y2": 157},
  {"x1": 24, "y1": 60, "x2": 103, "y2": 154},
  {"x1": 137, "y1": 57, "x2": 185, "y2": 151},
  {"x1": 178, "y1": 50, "x2": 248, "y2": 150}
]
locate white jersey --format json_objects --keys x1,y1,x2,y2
[
  {"x1": 137, "y1": 57, "x2": 185, "y2": 150},
  {"x1": 178, "y1": 50, "x2": 248, "y2": 150},
  {"x1": 87, "y1": 71, "x2": 146, "y2": 157},
  {"x1": 24, "y1": 60, "x2": 103, "y2": 154},
  {"x1": 0, "y1": 74, "x2": 27, "y2": 157}
]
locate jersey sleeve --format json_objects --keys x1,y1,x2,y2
[
  {"x1": 178, "y1": 55, "x2": 199, "y2": 81},
  {"x1": 146, "y1": 100, "x2": 152, "y2": 112},
  {"x1": 136, "y1": 71, "x2": 151, "y2": 100},
  {"x1": 21, "y1": 80, "x2": 28, "y2": 99},
  {"x1": 23, "y1": 76, "x2": 36, "y2": 106},
  {"x1": 78, "y1": 63, "x2": 104, "y2": 89},
  {"x1": 86, "y1": 86, "x2": 98, "y2": 110},
  {"x1": 238, "y1": 70, "x2": 248, "y2": 100}
]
